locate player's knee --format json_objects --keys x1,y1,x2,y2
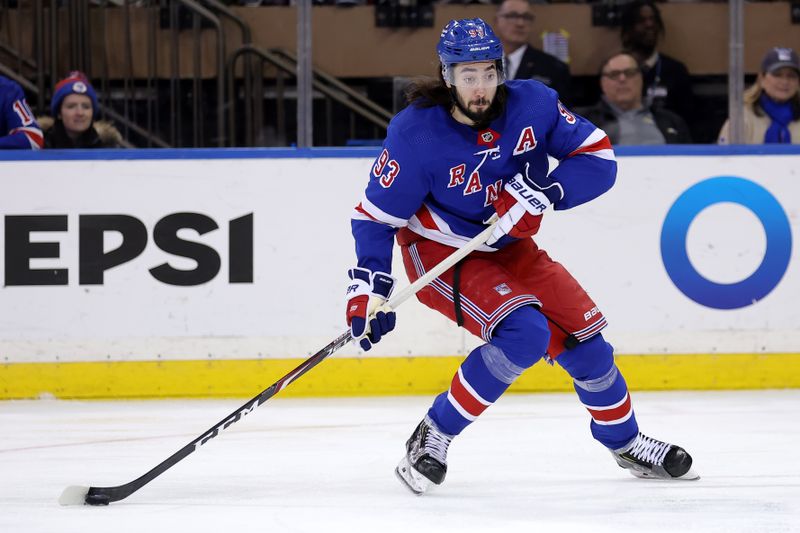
[
  {"x1": 490, "y1": 306, "x2": 549, "y2": 369},
  {"x1": 555, "y1": 333, "x2": 614, "y2": 382}
]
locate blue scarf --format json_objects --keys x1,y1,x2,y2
[{"x1": 759, "y1": 93, "x2": 794, "y2": 143}]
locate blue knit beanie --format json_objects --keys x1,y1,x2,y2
[{"x1": 51, "y1": 71, "x2": 98, "y2": 117}]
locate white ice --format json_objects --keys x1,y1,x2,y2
[{"x1": 1, "y1": 391, "x2": 798, "y2": 533}]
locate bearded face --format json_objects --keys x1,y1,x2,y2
[{"x1": 445, "y1": 61, "x2": 502, "y2": 127}]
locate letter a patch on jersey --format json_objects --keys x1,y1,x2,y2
[{"x1": 513, "y1": 126, "x2": 537, "y2": 155}]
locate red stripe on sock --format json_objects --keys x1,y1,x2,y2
[
  {"x1": 586, "y1": 392, "x2": 632, "y2": 423},
  {"x1": 449, "y1": 372, "x2": 490, "y2": 418}
]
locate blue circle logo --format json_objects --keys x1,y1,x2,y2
[{"x1": 660, "y1": 176, "x2": 792, "y2": 309}]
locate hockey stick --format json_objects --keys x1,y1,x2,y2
[{"x1": 59, "y1": 218, "x2": 499, "y2": 506}]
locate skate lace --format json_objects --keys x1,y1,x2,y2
[
  {"x1": 627, "y1": 433, "x2": 671, "y2": 466},
  {"x1": 422, "y1": 423, "x2": 452, "y2": 464}
]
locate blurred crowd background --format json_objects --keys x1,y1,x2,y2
[{"x1": 1, "y1": 0, "x2": 799, "y2": 149}]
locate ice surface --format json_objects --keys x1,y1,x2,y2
[{"x1": 1, "y1": 391, "x2": 798, "y2": 533}]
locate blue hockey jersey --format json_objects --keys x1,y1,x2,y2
[
  {"x1": 352, "y1": 79, "x2": 616, "y2": 274},
  {"x1": 0, "y1": 75, "x2": 43, "y2": 150}
]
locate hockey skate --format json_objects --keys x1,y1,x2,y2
[
  {"x1": 395, "y1": 416, "x2": 453, "y2": 495},
  {"x1": 612, "y1": 432, "x2": 699, "y2": 480}
]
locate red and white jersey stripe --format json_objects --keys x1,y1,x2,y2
[
  {"x1": 567, "y1": 128, "x2": 614, "y2": 161},
  {"x1": 406, "y1": 203, "x2": 497, "y2": 253},
  {"x1": 352, "y1": 195, "x2": 408, "y2": 227},
  {"x1": 10, "y1": 126, "x2": 44, "y2": 150}
]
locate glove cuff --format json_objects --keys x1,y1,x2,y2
[
  {"x1": 348, "y1": 267, "x2": 371, "y2": 284},
  {"x1": 348, "y1": 268, "x2": 396, "y2": 300},
  {"x1": 347, "y1": 267, "x2": 372, "y2": 301},
  {"x1": 506, "y1": 174, "x2": 551, "y2": 214},
  {"x1": 521, "y1": 162, "x2": 564, "y2": 205},
  {"x1": 536, "y1": 180, "x2": 564, "y2": 205},
  {"x1": 371, "y1": 271, "x2": 396, "y2": 300}
]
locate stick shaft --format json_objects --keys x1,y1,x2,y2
[{"x1": 79, "y1": 220, "x2": 498, "y2": 505}]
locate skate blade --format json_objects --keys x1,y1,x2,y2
[
  {"x1": 674, "y1": 467, "x2": 700, "y2": 481},
  {"x1": 629, "y1": 467, "x2": 700, "y2": 481},
  {"x1": 395, "y1": 456, "x2": 433, "y2": 495}
]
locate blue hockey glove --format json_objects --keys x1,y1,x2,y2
[
  {"x1": 486, "y1": 163, "x2": 564, "y2": 246},
  {"x1": 345, "y1": 267, "x2": 397, "y2": 351}
]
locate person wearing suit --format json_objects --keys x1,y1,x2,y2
[
  {"x1": 576, "y1": 51, "x2": 691, "y2": 145},
  {"x1": 494, "y1": 0, "x2": 572, "y2": 104}
]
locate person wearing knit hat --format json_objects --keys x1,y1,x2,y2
[
  {"x1": 41, "y1": 71, "x2": 123, "y2": 149},
  {"x1": 718, "y1": 47, "x2": 800, "y2": 144},
  {"x1": 50, "y1": 71, "x2": 98, "y2": 118}
]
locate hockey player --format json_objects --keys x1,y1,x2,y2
[
  {"x1": 0, "y1": 75, "x2": 43, "y2": 150},
  {"x1": 345, "y1": 18, "x2": 698, "y2": 495}
]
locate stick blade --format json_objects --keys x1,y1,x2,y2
[{"x1": 59, "y1": 485, "x2": 90, "y2": 506}]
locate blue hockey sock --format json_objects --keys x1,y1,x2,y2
[
  {"x1": 428, "y1": 306, "x2": 549, "y2": 436},
  {"x1": 555, "y1": 334, "x2": 639, "y2": 450}
]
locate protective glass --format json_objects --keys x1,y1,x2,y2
[{"x1": 443, "y1": 62, "x2": 506, "y2": 88}]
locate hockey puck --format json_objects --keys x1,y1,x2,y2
[{"x1": 85, "y1": 493, "x2": 111, "y2": 506}]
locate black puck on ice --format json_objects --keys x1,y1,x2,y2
[{"x1": 85, "y1": 493, "x2": 111, "y2": 506}]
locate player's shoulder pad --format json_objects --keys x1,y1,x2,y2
[
  {"x1": 504, "y1": 79, "x2": 561, "y2": 126},
  {"x1": 505, "y1": 79, "x2": 559, "y2": 102},
  {"x1": 385, "y1": 104, "x2": 442, "y2": 148}
]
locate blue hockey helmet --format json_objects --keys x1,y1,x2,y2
[
  {"x1": 437, "y1": 18, "x2": 505, "y2": 87},
  {"x1": 437, "y1": 18, "x2": 504, "y2": 64}
]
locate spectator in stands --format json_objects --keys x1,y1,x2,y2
[
  {"x1": 41, "y1": 72, "x2": 123, "y2": 149},
  {"x1": 718, "y1": 47, "x2": 800, "y2": 144},
  {"x1": 0, "y1": 75, "x2": 44, "y2": 150},
  {"x1": 620, "y1": 0, "x2": 694, "y2": 128},
  {"x1": 576, "y1": 51, "x2": 691, "y2": 145},
  {"x1": 494, "y1": 0, "x2": 572, "y2": 103}
]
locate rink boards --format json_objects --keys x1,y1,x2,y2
[{"x1": 1, "y1": 146, "x2": 799, "y2": 398}]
